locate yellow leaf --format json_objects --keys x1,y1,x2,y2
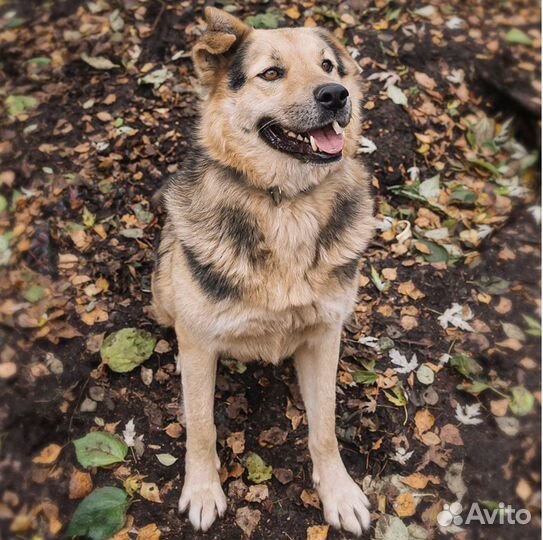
[
  {"x1": 307, "y1": 524, "x2": 330, "y2": 540},
  {"x1": 140, "y1": 482, "x2": 162, "y2": 503},
  {"x1": 415, "y1": 409, "x2": 435, "y2": 434},
  {"x1": 138, "y1": 523, "x2": 161, "y2": 540},
  {"x1": 394, "y1": 492, "x2": 417, "y2": 517},
  {"x1": 69, "y1": 469, "x2": 93, "y2": 499},
  {"x1": 285, "y1": 6, "x2": 300, "y2": 19},
  {"x1": 32, "y1": 444, "x2": 62, "y2": 465}
]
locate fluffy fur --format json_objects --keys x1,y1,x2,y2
[{"x1": 152, "y1": 7, "x2": 375, "y2": 536}]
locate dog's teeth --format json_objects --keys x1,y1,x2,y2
[
  {"x1": 310, "y1": 135, "x2": 318, "y2": 152},
  {"x1": 332, "y1": 120, "x2": 343, "y2": 135},
  {"x1": 303, "y1": 136, "x2": 309, "y2": 143},
  {"x1": 288, "y1": 131, "x2": 297, "y2": 138},
  {"x1": 296, "y1": 134, "x2": 304, "y2": 141}
]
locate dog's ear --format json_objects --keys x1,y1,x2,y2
[{"x1": 193, "y1": 7, "x2": 251, "y2": 86}]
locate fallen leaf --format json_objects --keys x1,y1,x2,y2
[
  {"x1": 400, "y1": 473, "x2": 440, "y2": 490},
  {"x1": 32, "y1": 443, "x2": 62, "y2": 465},
  {"x1": 138, "y1": 523, "x2": 161, "y2": 540},
  {"x1": 415, "y1": 409, "x2": 435, "y2": 434},
  {"x1": 73, "y1": 432, "x2": 128, "y2": 468},
  {"x1": 244, "y1": 452, "x2": 272, "y2": 484},
  {"x1": 244, "y1": 484, "x2": 269, "y2": 503},
  {"x1": 301, "y1": 489, "x2": 321, "y2": 509},
  {"x1": 164, "y1": 423, "x2": 183, "y2": 439},
  {"x1": 100, "y1": 328, "x2": 156, "y2": 373},
  {"x1": 439, "y1": 424, "x2": 464, "y2": 446},
  {"x1": 235, "y1": 507, "x2": 261, "y2": 538},
  {"x1": 394, "y1": 492, "x2": 417, "y2": 517},
  {"x1": 307, "y1": 524, "x2": 329, "y2": 540},
  {"x1": 66, "y1": 487, "x2": 129, "y2": 540},
  {"x1": 156, "y1": 454, "x2": 178, "y2": 466},
  {"x1": 81, "y1": 53, "x2": 120, "y2": 70},
  {"x1": 140, "y1": 483, "x2": 162, "y2": 503},
  {"x1": 69, "y1": 469, "x2": 94, "y2": 499},
  {"x1": 227, "y1": 431, "x2": 246, "y2": 455}
]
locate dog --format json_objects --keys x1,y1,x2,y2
[{"x1": 152, "y1": 7, "x2": 375, "y2": 536}]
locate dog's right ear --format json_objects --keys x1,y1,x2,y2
[{"x1": 193, "y1": 7, "x2": 251, "y2": 86}]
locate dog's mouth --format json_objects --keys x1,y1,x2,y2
[{"x1": 258, "y1": 119, "x2": 346, "y2": 163}]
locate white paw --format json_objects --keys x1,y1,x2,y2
[
  {"x1": 178, "y1": 473, "x2": 227, "y2": 532},
  {"x1": 316, "y1": 468, "x2": 371, "y2": 537}
]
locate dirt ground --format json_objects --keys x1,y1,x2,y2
[{"x1": 0, "y1": 1, "x2": 541, "y2": 540}]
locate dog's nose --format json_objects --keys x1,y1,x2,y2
[{"x1": 314, "y1": 84, "x2": 349, "y2": 112}]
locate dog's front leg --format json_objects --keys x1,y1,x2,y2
[
  {"x1": 294, "y1": 327, "x2": 370, "y2": 536},
  {"x1": 177, "y1": 333, "x2": 226, "y2": 531}
]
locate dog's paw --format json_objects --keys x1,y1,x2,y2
[
  {"x1": 178, "y1": 474, "x2": 227, "y2": 532},
  {"x1": 316, "y1": 470, "x2": 370, "y2": 537}
]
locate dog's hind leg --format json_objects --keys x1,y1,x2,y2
[
  {"x1": 294, "y1": 326, "x2": 371, "y2": 537},
  {"x1": 176, "y1": 326, "x2": 226, "y2": 531}
]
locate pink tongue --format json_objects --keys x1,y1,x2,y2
[{"x1": 309, "y1": 126, "x2": 345, "y2": 154}]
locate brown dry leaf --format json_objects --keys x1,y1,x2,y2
[
  {"x1": 10, "y1": 513, "x2": 35, "y2": 533},
  {"x1": 69, "y1": 469, "x2": 93, "y2": 499},
  {"x1": 440, "y1": 424, "x2": 464, "y2": 446},
  {"x1": 496, "y1": 338, "x2": 523, "y2": 351},
  {"x1": 398, "y1": 281, "x2": 426, "y2": 300},
  {"x1": 420, "y1": 431, "x2": 441, "y2": 446},
  {"x1": 381, "y1": 267, "x2": 397, "y2": 280},
  {"x1": 244, "y1": 484, "x2": 269, "y2": 503},
  {"x1": 138, "y1": 523, "x2": 161, "y2": 540},
  {"x1": 140, "y1": 482, "x2": 162, "y2": 503},
  {"x1": 81, "y1": 308, "x2": 109, "y2": 326},
  {"x1": 516, "y1": 479, "x2": 532, "y2": 501},
  {"x1": 400, "y1": 472, "x2": 441, "y2": 490},
  {"x1": 307, "y1": 524, "x2": 330, "y2": 540},
  {"x1": 235, "y1": 507, "x2": 261, "y2": 538},
  {"x1": 154, "y1": 339, "x2": 171, "y2": 353},
  {"x1": 394, "y1": 492, "x2": 417, "y2": 517},
  {"x1": 227, "y1": 431, "x2": 246, "y2": 455},
  {"x1": 415, "y1": 409, "x2": 435, "y2": 434},
  {"x1": 32, "y1": 443, "x2": 62, "y2": 465},
  {"x1": 414, "y1": 71, "x2": 437, "y2": 90},
  {"x1": 258, "y1": 426, "x2": 288, "y2": 447},
  {"x1": 400, "y1": 315, "x2": 418, "y2": 331},
  {"x1": 164, "y1": 423, "x2": 183, "y2": 439},
  {"x1": 490, "y1": 399, "x2": 509, "y2": 417},
  {"x1": 285, "y1": 6, "x2": 301, "y2": 19},
  {"x1": 0, "y1": 362, "x2": 17, "y2": 379},
  {"x1": 31, "y1": 502, "x2": 62, "y2": 535},
  {"x1": 495, "y1": 297, "x2": 512, "y2": 314},
  {"x1": 301, "y1": 489, "x2": 321, "y2": 509}
]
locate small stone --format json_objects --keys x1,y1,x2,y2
[
  {"x1": 422, "y1": 386, "x2": 439, "y2": 405},
  {"x1": 45, "y1": 353, "x2": 64, "y2": 375},
  {"x1": 141, "y1": 366, "x2": 153, "y2": 386},
  {"x1": 80, "y1": 398, "x2": 97, "y2": 413}
]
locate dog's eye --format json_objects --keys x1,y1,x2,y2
[
  {"x1": 321, "y1": 59, "x2": 334, "y2": 73},
  {"x1": 259, "y1": 68, "x2": 283, "y2": 81}
]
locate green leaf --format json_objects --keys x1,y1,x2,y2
[
  {"x1": 449, "y1": 187, "x2": 477, "y2": 206},
  {"x1": 523, "y1": 315, "x2": 541, "y2": 337},
  {"x1": 66, "y1": 487, "x2": 129, "y2": 540},
  {"x1": 353, "y1": 370, "x2": 378, "y2": 385},
  {"x1": 156, "y1": 453, "x2": 178, "y2": 466},
  {"x1": 475, "y1": 276, "x2": 510, "y2": 295},
  {"x1": 100, "y1": 328, "x2": 156, "y2": 373},
  {"x1": 244, "y1": 452, "x2": 272, "y2": 484},
  {"x1": 384, "y1": 386, "x2": 407, "y2": 407},
  {"x1": 0, "y1": 195, "x2": 7, "y2": 213},
  {"x1": 5, "y1": 95, "x2": 39, "y2": 117},
  {"x1": 456, "y1": 380, "x2": 490, "y2": 396},
  {"x1": 82, "y1": 206, "x2": 96, "y2": 228},
  {"x1": 505, "y1": 28, "x2": 533, "y2": 45},
  {"x1": 451, "y1": 354, "x2": 483, "y2": 380},
  {"x1": 23, "y1": 285, "x2": 46, "y2": 303},
  {"x1": 415, "y1": 239, "x2": 449, "y2": 264},
  {"x1": 418, "y1": 175, "x2": 440, "y2": 200},
  {"x1": 73, "y1": 432, "x2": 128, "y2": 468},
  {"x1": 245, "y1": 11, "x2": 283, "y2": 29},
  {"x1": 509, "y1": 386, "x2": 534, "y2": 416},
  {"x1": 27, "y1": 57, "x2": 51, "y2": 66}
]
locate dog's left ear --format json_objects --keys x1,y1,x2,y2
[{"x1": 193, "y1": 7, "x2": 252, "y2": 86}]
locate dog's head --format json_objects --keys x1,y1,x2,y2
[{"x1": 193, "y1": 8, "x2": 362, "y2": 190}]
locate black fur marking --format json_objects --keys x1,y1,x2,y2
[
  {"x1": 228, "y1": 41, "x2": 250, "y2": 90},
  {"x1": 218, "y1": 205, "x2": 265, "y2": 265},
  {"x1": 318, "y1": 192, "x2": 359, "y2": 252},
  {"x1": 181, "y1": 242, "x2": 241, "y2": 301},
  {"x1": 333, "y1": 255, "x2": 361, "y2": 282},
  {"x1": 318, "y1": 31, "x2": 347, "y2": 77}
]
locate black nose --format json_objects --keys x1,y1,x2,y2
[{"x1": 314, "y1": 84, "x2": 349, "y2": 111}]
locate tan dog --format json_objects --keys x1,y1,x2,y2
[{"x1": 152, "y1": 7, "x2": 374, "y2": 536}]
